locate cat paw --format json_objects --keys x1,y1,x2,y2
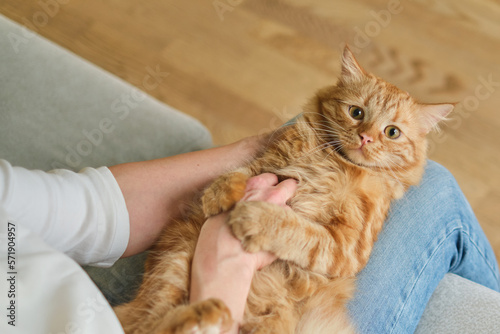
[
  {"x1": 202, "y1": 172, "x2": 249, "y2": 218},
  {"x1": 227, "y1": 201, "x2": 277, "y2": 253},
  {"x1": 158, "y1": 298, "x2": 233, "y2": 334}
]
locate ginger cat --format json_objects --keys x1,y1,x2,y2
[{"x1": 114, "y1": 47, "x2": 453, "y2": 333}]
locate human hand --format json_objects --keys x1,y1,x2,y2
[
  {"x1": 235, "y1": 173, "x2": 298, "y2": 268},
  {"x1": 190, "y1": 173, "x2": 297, "y2": 329},
  {"x1": 194, "y1": 173, "x2": 298, "y2": 274}
]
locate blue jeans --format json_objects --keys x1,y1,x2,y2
[
  {"x1": 86, "y1": 161, "x2": 500, "y2": 332},
  {"x1": 348, "y1": 161, "x2": 500, "y2": 333}
]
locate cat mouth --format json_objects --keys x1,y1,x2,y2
[
  {"x1": 344, "y1": 149, "x2": 368, "y2": 166},
  {"x1": 332, "y1": 141, "x2": 378, "y2": 169},
  {"x1": 331, "y1": 142, "x2": 365, "y2": 167},
  {"x1": 352, "y1": 146, "x2": 368, "y2": 159}
]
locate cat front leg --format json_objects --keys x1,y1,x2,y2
[
  {"x1": 155, "y1": 298, "x2": 233, "y2": 334},
  {"x1": 201, "y1": 168, "x2": 251, "y2": 218},
  {"x1": 227, "y1": 201, "x2": 364, "y2": 277}
]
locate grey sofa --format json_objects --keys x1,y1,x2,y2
[{"x1": 1, "y1": 14, "x2": 500, "y2": 333}]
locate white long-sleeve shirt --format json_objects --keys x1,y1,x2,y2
[{"x1": 0, "y1": 160, "x2": 129, "y2": 333}]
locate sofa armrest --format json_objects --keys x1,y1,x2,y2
[{"x1": 415, "y1": 273, "x2": 500, "y2": 333}]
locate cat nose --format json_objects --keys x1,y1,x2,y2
[{"x1": 359, "y1": 133, "x2": 373, "y2": 145}]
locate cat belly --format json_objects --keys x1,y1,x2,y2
[{"x1": 243, "y1": 261, "x2": 355, "y2": 333}]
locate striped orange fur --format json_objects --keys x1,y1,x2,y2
[{"x1": 114, "y1": 46, "x2": 454, "y2": 333}]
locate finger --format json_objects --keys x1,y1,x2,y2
[
  {"x1": 245, "y1": 173, "x2": 278, "y2": 191},
  {"x1": 273, "y1": 178, "x2": 298, "y2": 202},
  {"x1": 254, "y1": 251, "x2": 278, "y2": 270},
  {"x1": 256, "y1": 178, "x2": 297, "y2": 206}
]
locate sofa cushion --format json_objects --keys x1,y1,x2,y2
[
  {"x1": 415, "y1": 273, "x2": 500, "y2": 333},
  {"x1": 0, "y1": 14, "x2": 212, "y2": 172}
]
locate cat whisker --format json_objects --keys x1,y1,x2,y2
[
  {"x1": 300, "y1": 120, "x2": 341, "y2": 134},
  {"x1": 301, "y1": 125, "x2": 341, "y2": 140},
  {"x1": 323, "y1": 145, "x2": 340, "y2": 161},
  {"x1": 379, "y1": 158, "x2": 407, "y2": 190},
  {"x1": 298, "y1": 112, "x2": 340, "y2": 131},
  {"x1": 300, "y1": 142, "x2": 336, "y2": 159}
]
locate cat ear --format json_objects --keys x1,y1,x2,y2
[
  {"x1": 340, "y1": 46, "x2": 367, "y2": 81},
  {"x1": 418, "y1": 103, "x2": 455, "y2": 134}
]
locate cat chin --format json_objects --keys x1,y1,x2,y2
[
  {"x1": 343, "y1": 149, "x2": 383, "y2": 169},
  {"x1": 331, "y1": 141, "x2": 381, "y2": 169},
  {"x1": 336, "y1": 147, "x2": 369, "y2": 168}
]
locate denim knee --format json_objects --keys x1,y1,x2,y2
[
  {"x1": 417, "y1": 160, "x2": 471, "y2": 223},
  {"x1": 423, "y1": 161, "x2": 500, "y2": 289}
]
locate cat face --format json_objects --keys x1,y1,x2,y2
[
  {"x1": 320, "y1": 81, "x2": 422, "y2": 169},
  {"x1": 314, "y1": 47, "x2": 453, "y2": 170}
]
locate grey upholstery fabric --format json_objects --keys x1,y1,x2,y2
[
  {"x1": 415, "y1": 274, "x2": 500, "y2": 334},
  {"x1": 0, "y1": 15, "x2": 212, "y2": 172},
  {"x1": 0, "y1": 14, "x2": 212, "y2": 307}
]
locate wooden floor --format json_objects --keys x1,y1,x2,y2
[{"x1": 3, "y1": 0, "x2": 500, "y2": 261}]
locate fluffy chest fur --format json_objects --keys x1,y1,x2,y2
[
  {"x1": 278, "y1": 158, "x2": 390, "y2": 226},
  {"x1": 251, "y1": 122, "x2": 400, "y2": 241}
]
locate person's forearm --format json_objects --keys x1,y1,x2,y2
[
  {"x1": 189, "y1": 214, "x2": 256, "y2": 334},
  {"x1": 110, "y1": 136, "x2": 262, "y2": 257}
]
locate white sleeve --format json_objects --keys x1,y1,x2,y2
[
  {"x1": 0, "y1": 159, "x2": 130, "y2": 267},
  {"x1": 0, "y1": 207, "x2": 125, "y2": 333}
]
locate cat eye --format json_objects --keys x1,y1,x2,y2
[
  {"x1": 384, "y1": 126, "x2": 401, "y2": 139},
  {"x1": 348, "y1": 105, "x2": 364, "y2": 120}
]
